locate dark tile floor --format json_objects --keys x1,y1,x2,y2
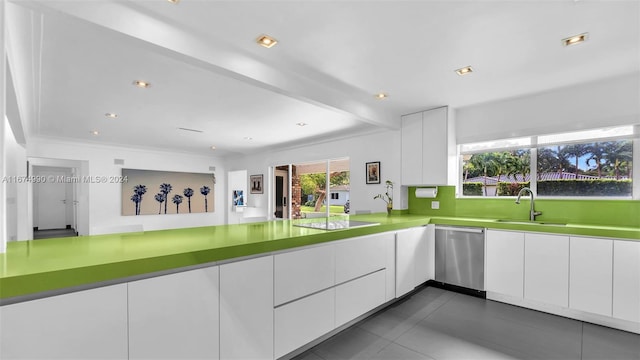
[
  {"x1": 33, "y1": 228, "x2": 77, "y2": 240},
  {"x1": 293, "y1": 286, "x2": 640, "y2": 360}
]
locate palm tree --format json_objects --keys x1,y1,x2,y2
[
  {"x1": 183, "y1": 188, "x2": 194, "y2": 213},
  {"x1": 563, "y1": 144, "x2": 589, "y2": 177},
  {"x1": 159, "y1": 183, "x2": 172, "y2": 214},
  {"x1": 200, "y1": 186, "x2": 211, "y2": 212},
  {"x1": 130, "y1": 194, "x2": 141, "y2": 215},
  {"x1": 172, "y1": 194, "x2": 184, "y2": 213},
  {"x1": 154, "y1": 193, "x2": 165, "y2": 214},
  {"x1": 469, "y1": 153, "x2": 498, "y2": 196},
  {"x1": 586, "y1": 142, "x2": 607, "y2": 178},
  {"x1": 604, "y1": 140, "x2": 633, "y2": 180},
  {"x1": 133, "y1": 184, "x2": 147, "y2": 215}
]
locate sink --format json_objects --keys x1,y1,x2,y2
[
  {"x1": 494, "y1": 219, "x2": 567, "y2": 226},
  {"x1": 294, "y1": 220, "x2": 380, "y2": 230}
]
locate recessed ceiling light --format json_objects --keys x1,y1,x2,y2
[
  {"x1": 167, "y1": 0, "x2": 180, "y2": 3},
  {"x1": 562, "y1": 33, "x2": 588, "y2": 47},
  {"x1": 210, "y1": 145, "x2": 217, "y2": 150},
  {"x1": 105, "y1": 113, "x2": 118, "y2": 118},
  {"x1": 132, "y1": 80, "x2": 151, "y2": 88},
  {"x1": 455, "y1": 66, "x2": 474, "y2": 76},
  {"x1": 296, "y1": 122, "x2": 307, "y2": 126},
  {"x1": 90, "y1": 130, "x2": 100, "y2": 136},
  {"x1": 256, "y1": 35, "x2": 278, "y2": 48},
  {"x1": 244, "y1": 136, "x2": 253, "y2": 140},
  {"x1": 374, "y1": 93, "x2": 388, "y2": 99}
]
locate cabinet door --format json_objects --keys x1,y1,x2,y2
[
  {"x1": 274, "y1": 244, "x2": 335, "y2": 305},
  {"x1": 335, "y1": 233, "x2": 388, "y2": 284},
  {"x1": 486, "y1": 230, "x2": 524, "y2": 298},
  {"x1": 421, "y1": 107, "x2": 448, "y2": 185},
  {"x1": 569, "y1": 236, "x2": 613, "y2": 316},
  {"x1": 220, "y1": 256, "x2": 273, "y2": 360},
  {"x1": 524, "y1": 233, "x2": 569, "y2": 307},
  {"x1": 401, "y1": 112, "x2": 423, "y2": 185},
  {"x1": 385, "y1": 230, "x2": 397, "y2": 302},
  {"x1": 613, "y1": 240, "x2": 640, "y2": 322},
  {"x1": 0, "y1": 284, "x2": 128, "y2": 359},
  {"x1": 128, "y1": 267, "x2": 220, "y2": 360},
  {"x1": 274, "y1": 288, "x2": 335, "y2": 359},
  {"x1": 336, "y1": 270, "x2": 386, "y2": 328},
  {"x1": 396, "y1": 227, "x2": 427, "y2": 297},
  {"x1": 414, "y1": 226, "x2": 431, "y2": 284}
]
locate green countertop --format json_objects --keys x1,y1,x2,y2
[{"x1": 1, "y1": 214, "x2": 639, "y2": 301}]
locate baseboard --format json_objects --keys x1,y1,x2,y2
[
  {"x1": 487, "y1": 291, "x2": 640, "y2": 334},
  {"x1": 427, "y1": 280, "x2": 486, "y2": 299}
]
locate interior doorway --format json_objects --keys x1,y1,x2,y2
[
  {"x1": 274, "y1": 166, "x2": 290, "y2": 219},
  {"x1": 32, "y1": 166, "x2": 78, "y2": 239}
]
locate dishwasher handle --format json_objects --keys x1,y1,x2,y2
[{"x1": 434, "y1": 226, "x2": 484, "y2": 234}]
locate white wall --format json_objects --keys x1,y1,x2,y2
[
  {"x1": 229, "y1": 129, "x2": 402, "y2": 216},
  {"x1": 455, "y1": 73, "x2": 640, "y2": 144},
  {"x1": 4, "y1": 119, "x2": 28, "y2": 241},
  {"x1": 27, "y1": 137, "x2": 227, "y2": 235}
]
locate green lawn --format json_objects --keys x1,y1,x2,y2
[{"x1": 300, "y1": 205, "x2": 345, "y2": 214}]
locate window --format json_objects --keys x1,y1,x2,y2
[
  {"x1": 460, "y1": 126, "x2": 635, "y2": 198},
  {"x1": 330, "y1": 193, "x2": 339, "y2": 200}
]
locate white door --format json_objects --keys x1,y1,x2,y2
[{"x1": 35, "y1": 168, "x2": 68, "y2": 230}]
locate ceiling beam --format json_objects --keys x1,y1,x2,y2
[{"x1": 21, "y1": 0, "x2": 397, "y2": 129}]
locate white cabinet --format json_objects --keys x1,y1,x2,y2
[
  {"x1": 524, "y1": 233, "x2": 569, "y2": 307},
  {"x1": 569, "y1": 236, "x2": 613, "y2": 316},
  {"x1": 401, "y1": 107, "x2": 448, "y2": 185},
  {"x1": 128, "y1": 267, "x2": 220, "y2": 360},
  {"x1": 0, "y1": 284, "x2": 128, "y2": 359},
  {"x1": 396, "y1": 226, "x2": 430, "y2": 297},
  {"x1": 336, "y1": 270, "x2": 386, "y2": 327},
  {"x1": 613, "y1": 240, "x2": 640, "y2": 322},
  {"x1": 335, "y1": 233, "x2": 388, "y2": 283},
  {"x1": 274, "y1": 244, "x2": 335, "y2": 305},
  {"x1": 486, "y1": 230, "x2": 524, "y2": 298},
  {"x1": 220, "y1": 255, "x2": 274, "y2": 360},
  {"x1": 275, "y1": 288, "x2": 335, "y2": 359}
]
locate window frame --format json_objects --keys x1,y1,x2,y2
[{"x1": 457, "y1": 126, "x2": 639, "y2": 200}]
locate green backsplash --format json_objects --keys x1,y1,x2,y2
[{"x1": 408, "y1": 186, "x2": 640, "y2": 228}]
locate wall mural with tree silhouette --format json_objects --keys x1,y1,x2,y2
[{"x1": 122, "y1": 169, "x2": 216, "y2": 215}]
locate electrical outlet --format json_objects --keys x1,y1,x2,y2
[{"x1": 431, "y1": 201, "x2": 440, "y2": 210}]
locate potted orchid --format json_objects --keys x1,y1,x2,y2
[{"x1": 374, "y1": 180, "x2": 394, "y2": 215}]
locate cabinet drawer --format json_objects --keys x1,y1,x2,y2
[
  {"x1": 335, "y1": 233, "x2": 389, "y2": 284},
  {"x1": 274, "y1": 288, "x2": 335, "y2": 359},
  {"x1": 335, "y1": 270, "x2": 387, "y2": 327},
  {"x1": 274, "y1": 244, "x2": 335, "y2": 305}
]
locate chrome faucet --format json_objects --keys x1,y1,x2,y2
[{"x1": 515, "y1": 187, "x2": 542, "y2": 221}]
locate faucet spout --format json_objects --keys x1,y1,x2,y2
[{"x1": 515, "y1": 187, "x2": 542, "y2": 221}]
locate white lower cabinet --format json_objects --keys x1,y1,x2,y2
[
  {"x1": 274, "y1": 244, "x2": 335, "y2": 306},
  {"x1": 0, "y1": 284, "x2": 128, "y2": 359},
  {"x1": 396, "y1": 226, "x2": 429, "y2": 297},
  {"x1": 613, "y1": 240, "x2": 640, "y2": 322},
  {"x1": 524, "y1": 233, "x2": 569, "y2": 307},
  {"x1": 220, "y1": 255, "x2": 274, "y2": 360},
  {"x1": 335, "y1": 233, "x2": 387, "y2": 284},
  {"x1": 486, "y1": 230, "x2": 524, "y2": 298},
  {"x1": 336, "y1": 270, "x2": 387, "y2": 328},
  {"x1": 128, "y1": 267, "x2": 220, "y2": 360},
  {"x1": 569, "y1": 236, "x2": 613, "y2": 316},
  {"x1": 274, "y1": 288, "x2": 335, "y2": 359}
]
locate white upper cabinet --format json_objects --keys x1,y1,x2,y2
[{"x1": 401, "y1": 107, "x2": 449, "y2": 185}]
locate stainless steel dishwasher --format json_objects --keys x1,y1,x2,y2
[{"x1": 435, "y1": 226, "x2": 485, "y2": 292}]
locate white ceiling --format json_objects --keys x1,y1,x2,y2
[{"x1": 8, "y1": 0, "x2": 640, "y2": 157}]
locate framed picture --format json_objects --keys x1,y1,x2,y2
[
  {"x1": 366, "y1": 161, "x2": 381, "y2": 184},
  {"x1": 250, "y1": 174, "x2": 264, "y2": 194}
]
